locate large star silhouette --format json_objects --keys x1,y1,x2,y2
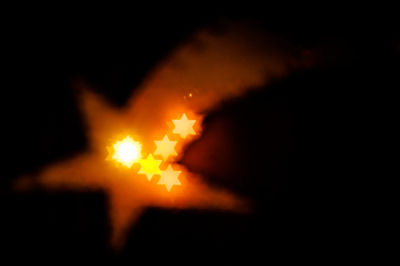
[
  {"x1": 14, "y1": 89, "x2": 247, "y2": 250},
  {"x1": 13, "y1": 21, "x2": 291, "y2": 250}
]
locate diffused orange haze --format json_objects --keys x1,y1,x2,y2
[{"x1": 14, "y1": 21, "x2": 294, "y2": 250}]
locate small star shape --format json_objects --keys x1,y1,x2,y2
[
  {"x1": 158, "y1": 164, "x2": 181, "y2": 191},
  {"x1": 138, "y1": 154, "x2": 162, "y2": 181},
  {"x1": 172, "y1": 113, "x2": 196, "y2": 138},
  {"x1": 154, "y1": 135, "x2": 177, "y2": 160}
]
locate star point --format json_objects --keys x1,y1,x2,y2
[
  {"x1": 154, "y1": 135, "x2": 177, "y2": 160},
  {"x1": 158, "y1": 164, "x2": 181, "y2": 191},
  {"x1": 172, "y1": 113, "x2": 196, "y2": 138},
  {"x1": 138, "y1": 154, "x2": 162, "y2": 181}
]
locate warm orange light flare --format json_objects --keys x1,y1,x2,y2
[
  {"x1": 13, "y1": 22, "x2": 286, "y2": 250},
  {"x1": 154, "y1": 135, "x2": 177, "y2": 160},
  {"x1": 172, "y1": 113, "x2": 196, "y2": 138},
  {"x1": 109, "y1": 136, "x2": 142, "y2": 168},
  {"x1": 158, "y1": 164, "x2": 181, "y2": 191},
  {"x1": 138, "y1": 154, "x2": 162, "y2": 181}
]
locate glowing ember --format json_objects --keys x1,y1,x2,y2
[
  {"x1": 110, "y1": 136, "x2": 142, "y2": 168},
  {"x1": 138, "y1": 154, "x2": 162, "y2": 181},
  {"x1": 172, "y1": 113, "x2": 196, "y2": 138},
  {"x1": 158, "y1": 164, "x2": 181, "y2": 191},
  {"x1": 154, "y1": 135, "x2": 177, "y2": 160}
]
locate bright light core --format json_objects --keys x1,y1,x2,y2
[{"x1": 112, "y1": 136, "x2": 142, "y2": 168}]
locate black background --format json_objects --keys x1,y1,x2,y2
[{"x1": 1, "y1": 7, "x2": 398, "y2": 264}]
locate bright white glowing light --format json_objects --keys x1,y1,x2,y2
[{"x1": 111, "y1": 136, "x2": 142, "y2": 168}]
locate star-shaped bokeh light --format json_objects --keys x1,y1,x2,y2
[
  {"x1": 172, "y1": 113, "x2": 196, "y2": 138},
  {"x1": 138, "y1": 154, "x2": 162, "y2": 181},
  {"x1": 158, "y1": 164, "x2": 182, "y2": 191},
  {"x1": 154, "y1": 135, "x2": 177, "y2": 160}
]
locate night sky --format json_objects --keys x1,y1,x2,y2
[{"x1": 1, "y1": 8, "x2": 398, "y2": 264}]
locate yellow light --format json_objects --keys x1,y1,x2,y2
[
  {"x1": 111, "y1": 136, "x2": 142, "y2": 168},
  {"x1": 138, "y1": 154, "x2": 162, "y2": 181},
  {"x1": 172, "y1": 113, "x2": 196, "y2": 138},
  {"x1": 158, "y1": 164, "x2": 181, "y2": 191}
]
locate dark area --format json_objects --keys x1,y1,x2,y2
[{"x1": 1, "y1": 8, "x2": 398, "y2": 264}]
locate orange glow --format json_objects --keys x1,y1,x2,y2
[
  {"x1": 172, "y1": 113, "x2": 196, "y2": 138},
  {"x1": 138, "y1": 154, "x2": 162, "y2": 181},
  {"x1": 108, "y1": 136, "x2": 141, "y2": 168},
  {"x1": 12, "y1": 21, "x2": 295, "y2": 250},
  {"x1": 158, "y1": 164, "x2": 181, "y2": 191},
  {"x1": 154, "y1": 135, "x2": 177, "y2": 160}
]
